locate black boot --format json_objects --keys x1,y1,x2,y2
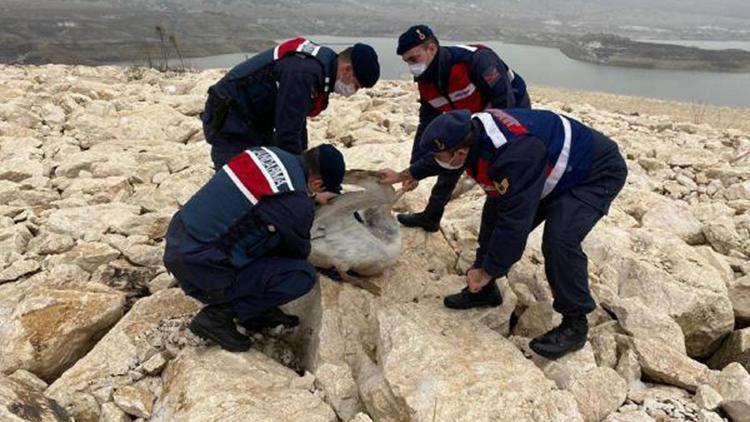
[
  {"x1": 529, "y1": 314, "x2": 588, "y2": 359},
  {"x1": 444, "y1": 280, "x2": 503, "y2": 310},
  {"x1": 396, "y1": 211, "x2": 441, "y2": 232},
  {"x1": 240, "y1": 307, "x2": 300, "y2": 332},
  {"x1": 189, "y1": 304, "x2": 252, "y2": 352}
]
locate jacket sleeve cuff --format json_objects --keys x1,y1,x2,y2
[
  {"x1": 481, "y1": 257, "x2": 508, "y2": 279},
  {"x1": 408, "y1": 164, "x2": 430, "y2": 181}
]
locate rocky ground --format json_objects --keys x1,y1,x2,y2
[{"x1": 0, "y1": 64, "x2": 749, "y2": 422}]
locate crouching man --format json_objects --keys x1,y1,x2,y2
[
  {"x1": 379, "y1": 109, "x2": 627, "y2": 359},
  {"x1": 164, "y1": 144, "x2": 345, "y2": 352}
]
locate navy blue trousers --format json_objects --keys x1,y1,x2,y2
[
  {"x1": 163, "y1": 213, "x2": 316, "y2": 322},
  {"x1": 536, "y1": 130, "x2": 627, "y2": 316},
  {"x1": 424, "y1": 170, "x2": 463, "y2": 219},
  {"x1": 480, "y1": 130, "x2": 627, "y2": 316}
]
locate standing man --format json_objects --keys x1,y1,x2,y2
[
  {"x1": 395, "y1": 25, "x2": 530, "y2": 232},
  {"x1": 202, "y1": 37, "x2": 380, "y2": 168},
  {"x1": 164, "y1": 144, "x2": 346, "y2": 352},
  {"x1": 379, "y1": 109, "x2": 627, "y2": 359}
]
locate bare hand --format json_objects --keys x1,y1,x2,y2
[
  {"x1": 314, "y1": 191, "x2": 338, "y2": 205},
  {"x1": 378, "y1": 168, "x2": 402, "y2": 185},
  {"x1": 467, "y1": 268, "x2": 493, "y2": 293}
]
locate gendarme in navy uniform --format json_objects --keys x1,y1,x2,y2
[
  {"x1": 395, "y1": 24, "x2": 531, "y2": 232},
  {"x1": 379, "y1": 109, "x2": 627, "y2": 359},
  {"x1": 164, "y1": 144, "x2": 346, "y2": 352},
  {"x1": 202, "y1": 38, "x2": 380, "y2": 168}
]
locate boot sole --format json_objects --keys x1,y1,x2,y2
[
  {"x1": 443, "y1": 298, "x2": 503, "y2": 310},
  {"x1": 398, "y1": 223, "x2": 440, "y2": 233},
  {"x1": 188, "y1": 319, "x2": 252, "y2": 353},
  {"x1": 242, "y1": 321, "x2": 300, "y2": 332},
  {"x1": 396, "y1": 216, "x2": 440, "y2": 232},
  {"x1": 529, "y1": 339, "x2": 586, "y2": 360}
]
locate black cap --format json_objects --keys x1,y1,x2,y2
[
  {"x1": 420, "y1": 110, "x2": 473, "y2": 153},
  {"x1": 397, "y1": 24, "x2": 435, "y2": 55},
  {"x1": 350, "y1": 43, "x2": 380, "y2": 88},
  {"x1": 318, "y1": 144, "x2": 346, "y2": 193}
]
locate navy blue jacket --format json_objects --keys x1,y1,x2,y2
[
  {"x1": 165, "y1": 191, "x2": 313, "y2": 300},
  {"x1": 251, "y1": 192, "x2": 314, "y2": 261},
  {"x1": 204, "y1": 54, "x2": 332, "y2": 154},
  {"x1": 468, "y1": 134, "x2": 547, "y2": 277},
  {"x1": 409, "y1": 111, "x2": 624, "y2": 279},
  {"x1": 180, "y1": 146, "x2": 314, "y2": 269},
  {"x1": 411, "y1": 46, "x2": 530, "y2": 164}
]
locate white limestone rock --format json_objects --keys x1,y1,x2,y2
[{"x1": 0, "y1": 281, "x2": 124, "y2": 381}]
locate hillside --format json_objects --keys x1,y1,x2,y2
[
  {"x1": 561, "y1": 34, "x2": 750, "y2": 72},
  {"x1": 0, "y1": 65, "x2": 749, "y2": 421}
]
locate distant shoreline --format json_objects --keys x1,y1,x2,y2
[{"x1": 559, "y1": 34, "x2": 750, "y2": 73}]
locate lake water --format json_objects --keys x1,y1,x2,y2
[{"x1": 171, "y1": 35, "x2": 750, "y2": 108}]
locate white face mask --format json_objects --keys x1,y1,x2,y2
[
  {"x1": 434, "y1": 155, "x2": 464, "y2": 170},
  {"x1": 408, "y1": 62, "x2": 428, "y2": 77},
  {"x1": 334, "y1": 80, "x2": 357, "y2": 97}
]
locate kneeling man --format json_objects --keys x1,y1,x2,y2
[{"x1": 164, "y1": 144, "x2": 345, "y2": 351}]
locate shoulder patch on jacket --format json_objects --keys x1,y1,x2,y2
[{"x1": 494, "y1": 177, "x2": 510, "y2": 195}]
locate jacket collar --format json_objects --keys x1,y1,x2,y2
[
  {"x1": 415, "y1": 45, "x2": 450, "y2": 87},
  {"x1": 327, "y1": 55, "x2": 338, "y2": 94},
  {"x1": 465, "y1": 119, "x2": 485, "y2": 175},
  {"x1": 297, "y1": 154, "x2": 310, "y2": 182}
]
